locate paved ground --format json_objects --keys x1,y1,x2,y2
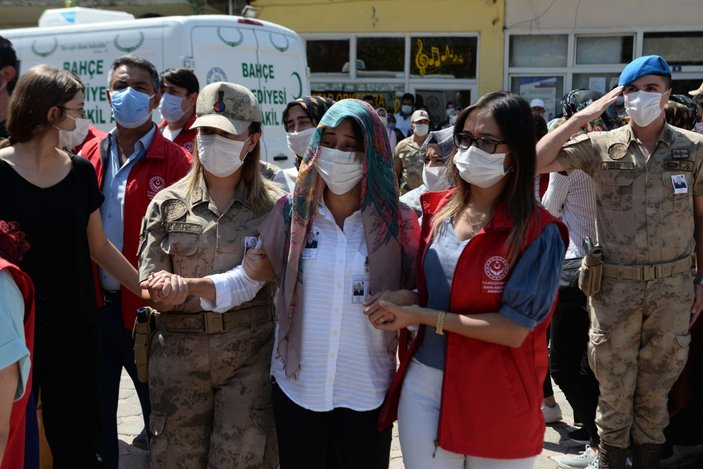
[{"x1": 117, "y1": 371, "x2": 703, "y2": 468}]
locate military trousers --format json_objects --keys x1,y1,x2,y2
[
  {"x1": 148, "y1": 307, "x2": 278, "y2": 469},
  {"x1": 587, "y1": 272, "x2": 692, "y2": 448}
]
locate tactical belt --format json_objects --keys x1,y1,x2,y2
[
  {"x1": 156, "y1": 303, "x2": 273, "y2": 334},
  {"x1": 602, "y1": 255, "x2": 694, "y2": 281}
]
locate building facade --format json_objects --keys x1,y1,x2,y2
[{"x1": 253, "y1": 0, "x2": 504, "y2": 128}]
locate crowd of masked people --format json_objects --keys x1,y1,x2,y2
[{"x1": 1, "y1": 31, "x2": 703, "y2": 469}]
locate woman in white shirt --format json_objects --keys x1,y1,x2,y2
[{"x1": 256, "y1": 98, "x2": 420, "y2": 469}]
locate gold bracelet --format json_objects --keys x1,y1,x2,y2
[{"x1": 435, "y1": 310, "x2": 446, "y2": 335}]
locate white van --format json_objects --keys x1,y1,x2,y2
[{"x1": 0, "y1": 11, "x2": 310, "y2": 168}]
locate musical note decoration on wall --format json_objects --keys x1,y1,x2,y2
[{"x1": 414, "y1": 39, "x2": 465, "y2": 76}]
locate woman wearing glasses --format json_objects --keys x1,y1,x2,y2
[
  {"x1": 366, "y1": 91, "x2": 568, "y2": 468},
  {"x1": 0, "y1": 65, "x2": 140, "y2": 467}
]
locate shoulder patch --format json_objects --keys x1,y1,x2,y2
[
  {"x1": 162, "y1": 199, "x2": 188, "y2": 222},
  {"x1": 608, "y1": 143, "x2": 628, "y2": 160}
]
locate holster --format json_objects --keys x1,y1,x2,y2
[
  {"x1": 132, "y1": 306, "x2": 159, "y2": 384},
  {"x1": 579, "y1": 239, "x2": 604, "y2": 297}
]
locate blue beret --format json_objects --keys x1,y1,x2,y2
[{"x1": 618, "y1": 55, "x2": 671, "y2": 86}]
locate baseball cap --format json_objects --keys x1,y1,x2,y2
[
  {"x1": 192, "y1": 82, "x2": 261, "y2": 135},
  {"x1": 618, "y1": 55, "x2": 671, "y2": 86},
  {"x1": 530, "y1": 98, "x2": 545, "y2": 109},
  {"x1": 411, "y1": 109, "x2": 429, "y2": 122},
  {"x1": 688, "y1": 82, "x2": 703, "y2": 97}
]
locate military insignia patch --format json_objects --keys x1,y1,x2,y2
[
  {"x1": 162, "y1": 199, "x2": 188, "y2": 222},
  {"x1": 213, "y1": 90, "x2": 226, "y2": 113},
  {"x1": 608, "y1": 143, "x2": 628, "y2": 160},
  {"x1": 671, "y1": 148, "x2": 690, "y2": 159},
  {"x1": 601, "y1": 161, "x2": 635, "y2": 170}
]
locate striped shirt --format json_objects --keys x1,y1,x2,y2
[
  {"x1": 541, "y1": 169, "x2": 597, "y2": 259},
  {"x1": 271, "y1": 200, "x2": 396, "y2": 412}
]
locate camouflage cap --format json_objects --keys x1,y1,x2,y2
[{"x1": 192, "y1": 81, "x2": 261, "y2": 135}]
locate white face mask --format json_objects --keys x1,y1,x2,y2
[
  {"x1": 453, "y1": 145, "x2": 509, "y2": 188},
  {"x1": 57, "y1": 115, "x2": 90, "y2": 150},
  {"x1": 624, "y1": 91, "x2": 663, "y2": 127},
  {"x1": 315, "y1": 147, "x2": 363, "y2": 195},
  {"x1": 378, "y1": 116, "x2": 388, "y2": 126},
  {"x1": 197, "y1": 133, "x2": 249, "y2": 177},
  {"x1": 401, "y1": 104, "x2": 412, "y2": 115},
  {"x1": 422, "y1": 165, "x2": 450, "y2": 191},
  {"x1": 286, "y1": 127, "x2": 316, "y2": 157},
  {"x1": 413, "y1": 124, "x2": 429, "y2": 137}
]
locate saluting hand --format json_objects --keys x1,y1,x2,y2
[{"x1": 573, "y1": 86, "x2": 623, "y2": 124}]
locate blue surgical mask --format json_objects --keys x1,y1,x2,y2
[
  {"x1": 159, "y1": 92, "x2": 186, "y2": 123},
  {"x1": 110, "y1": 87, "x2": 154, "y2": 128}
]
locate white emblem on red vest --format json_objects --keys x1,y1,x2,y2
[
  {"x1": 147, "y1": 176, "x2": 166, "y2": 199},
  {"x1": 149, "y1": 176, "x2": 166, "y2": 193},
  {"x1": 484, "y1": 256, "x2": 509, "y2": 281}
]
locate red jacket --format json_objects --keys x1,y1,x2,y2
[
  {"x1": 380, "y1": 190, "x2": 568, "y2": 459},
  {"x1": 81, "y1": 128, "x2": 192, "y2": 329},
  {"x1": 157, "y1": 112, "x2": 197, "y2": 155},
  {"x1": 0, "y1": 258, "x2": 35, "y2": 469}
]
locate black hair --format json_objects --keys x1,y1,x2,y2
[
  {"x1": 108, "y1": 55, "x2": 160, "y2": 92},
  {"x1": 160, "y1": 68, "x2": 200, "y2": 95},
  {"x1": 0, "y1": 35, "x2": 19, "y2": 93},
  {"x1": 401, "y1": 93, "x2": 414, "y2": 103}
]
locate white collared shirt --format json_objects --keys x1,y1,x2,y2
[{"x1": 271, "y1": 200, "x2": 396, "y2": 412}]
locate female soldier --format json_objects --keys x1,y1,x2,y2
[
  {"x1": 138, "y1": 82, "x2": 281, "y2": 468},
  {"x1": 367, "y1": 92, "x2": 568, "y2": 468}
]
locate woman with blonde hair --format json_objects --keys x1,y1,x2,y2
[
  {"x1": 0, "y1": 65, "x2": 140, "y2": 468},
  {"x1": 367, "y1": 91, "x2": 568, "y2": 468},
  {"x1": 138, "y1": 81, "x2": 281, "y2": 468}
]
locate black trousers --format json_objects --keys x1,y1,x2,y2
[
  {"x1": 549, "y1": 259, "x2": 600, "y2": 446},
  {"x1": 33, "y1": 320, "x2": 102, "y2": 469},
  {"x1": 97, "y1": 302, "x2": 151, "y2": 469},
  {"x1": 271, "y1": 380, "x2": 392, "y2": 469}
]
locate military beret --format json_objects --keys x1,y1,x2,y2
[{"x1": 618, "y1": 55, "x2": 671, "y2": 86}]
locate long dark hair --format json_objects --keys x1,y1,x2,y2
[{"x1": 433, "y1": 91, "x2": 537, "y2": 264}]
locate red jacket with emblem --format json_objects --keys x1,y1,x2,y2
[
  {"x1": 380, "y1": 189, "x2": 568, "y2": 459},
  {"x1": 157, "y1": 113, "x2": 197, "y2": 155},
  {"x1": 81, "y1": 128, "x2": 192, "y2": 329},
  {"x1": 0, "y1": 258, "x2": 35, "y2": 469}
]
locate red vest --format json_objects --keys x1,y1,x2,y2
[
  {"x1": 81, "y1": 128, "x2": 192, "y2": 329},
  {"x1": 0, "y1": 259, "x2": 35, "y2": 469},
  {"x1": 157, "y1": 113, "x2": 197, "y2": 155},
  {"x1": 380, "y1": 190, "x2": 568, "y2": 459}
]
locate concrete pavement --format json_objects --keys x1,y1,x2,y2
[{"x1": 116, "y1": 370, "x2": 703, "y2": 468}]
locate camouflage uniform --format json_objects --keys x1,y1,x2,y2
[
  {"x1": 138, "y1": 174, "x2": 278, "y2": 469},
  {"x1": 556, "y1": 123, "x2": 703, "y2": 448},
  {"x1": 394, "y1": 136, "x2": 424, "y2": 194}
]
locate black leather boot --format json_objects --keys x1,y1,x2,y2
[
  {"x1": 599, "y1": 443, "x2": 629, "y2": 469},
  {"x1": 631, "y1": 443, "x2": 661, "y2": 469}
]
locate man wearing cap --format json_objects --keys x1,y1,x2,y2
[
  {"x1": 537, "y1": 55, "x2": 703, "y2": 468},
  {"x1": 80, "y1": 55, "x2": 192, "y2": 467},
  {"x1": 394, "y1": 109, "x2": 430, "y2": 194},
  {"x1": 530, "y1": 98, "x2": 546, "y2": 119}
]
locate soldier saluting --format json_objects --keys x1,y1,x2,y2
[{"x1": 537, "y1": 55, "x2": 703, "y2": 468}]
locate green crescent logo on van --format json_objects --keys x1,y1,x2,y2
[
  {"x1": 114, "y1": 32, "x2": 144, "y2": 53},
  {"x1": 31, "y1": 38, "x2": 58, "y2": 58},
  {"x1": 217, "y1": 28, "x2": 244, "y2": 48},
  {"x1": 270, "y1": 33, "x2": 289, "y2": 53},
  {"x1": 289, "y1": 71, "x2": 302, "y2": 100}
]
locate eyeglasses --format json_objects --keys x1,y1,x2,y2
[
  {"x1": 453, "y1": 132, "x2": 507, "y2": 154},
  {"x1": 62, "y1": 107, "x2": 87, "y2": 119}
]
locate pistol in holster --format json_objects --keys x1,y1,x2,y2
[
  {"x1": 579, "y1": 237, "x2": 604, "y2": 297},
  {"x1": 132, "y1": 306, "x2": 159, "y2": 384}
]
